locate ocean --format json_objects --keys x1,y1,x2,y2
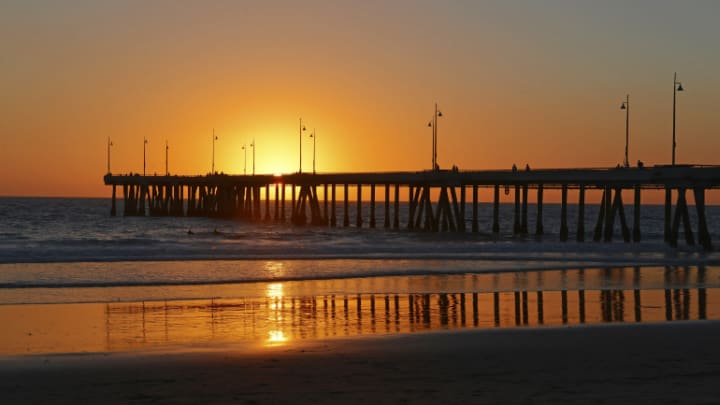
[{"x1": 1, "y1": 197, "x2": 719, "y2": 354}]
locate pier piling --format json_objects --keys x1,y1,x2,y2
[
  {"x1": 560, "y1": 185, "x2": 568, "y2": 241},
  {"x1": 492, "y1": 185, "x2": 500, "y2": 234},
  {"x1": 535, "y1": 184, "x2": 544, "y2": 235}
]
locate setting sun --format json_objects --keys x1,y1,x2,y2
[{"x1": 2, "y1": 2, "x2": 720, "y2": 404}]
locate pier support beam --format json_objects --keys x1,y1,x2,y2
[
  {"x1": 343, "y1": 184, "x2": 350, "y2": 227},
  {"x1": 408, "y1": 186, "x2": 415, "y2": 230},
  {"x1": 535, "y1": 184, "x2": 544, "y2": 235},
  {"x1": 593, "y1": 187, "x2": 630, "y2": 242},
  {"x1": 138, "y1": 185, "x2": 148, "y2": 216},
  {"x1": 492, "y1": 185, "x2": 500, "y2": 234},
  {"x1": 669, "y1": 188, "x2": 695, "y2": 247},
  {"x1": 291, "y1": 184, "x2": 323, "y2": 226},
  {"x1": 254, "y1": 186, "x2": 262, "y2": 220},
  {"x1": 633, "y1": 185, "x2": 641, "y2": 242},
  {"x1": 577, "y1": 185, "x2": 585, "y2": 242},
  {"x1": 664, "y1": 188, "x2": 672, "y2": 243},
  {"x1": 331, "y1": 184, "x2": 337, "y2": 227},
  {"x1": 472, "y1": 185, "x2": 479, "y2": 233},
  {"x1": 323, "y1": 184, "x2": 329, "y2": 225},
  {"x1": 513, "y1": 185, "x2": 521, "y2": 235},
  {"x1": 410, "y1": 186, "x2": 435, "y2": 231},
  {"x1": 291, "y1": 184, "x2": 297, "y2": 222},
  {"x1": 393, "y1": 184, "x2": 400, "y2": 229},
  {"x1": 274, "y1": 183, "x2": 279, "y2": 222},
  {"x1": 384, "y1": 184, "x2": 390, "y2": 228},
  {"x1": 521, "y1": 184, "x2": 528, "y2": 234},
  {"x1": 433, "y1": 186, "x2": 462, "y2": 232},
  {"x1": 594, "y1": 188, "x2": 608, "y2": 242},
  {"x1": 110, "y1": 185, "x2": 117, "y2": 216},
  {"x1": 459, "y1": 186, "x2": 466, "y2": 232},
  {"x1": 122, "y1": 184, "x2": 128, "y2": 216},
  {"x1": 603, "y1": 186, "x2": 616, "y2": 242},
  {"x1": 616, "y1": 188, "x2": 631, "y2": 242},
  {"x1": 694, "y1": 187, "x2": 712, "y2": 251},
  {"x1": 370, "y1": 184, "x2": 376, "y2": 228},
  {"x1": 356, "y1": 184, "x2": 363, "y2": 228},
  {"x1": 559, "y1": 184, "x2": 568, "y2": 241},
  {"x1": 281, "y1": 184, "x2": 286, "y2": 222}
]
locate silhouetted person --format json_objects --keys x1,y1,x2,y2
[
  {"x1": 525, "y1": 164, "x2": 530, "y2": 171},
  {"x1": 637, "y1": 160, "x2": 644, "y2": 168},
  {"x1": 512, "y1": 164, "x2": 517, "y2": 173}
]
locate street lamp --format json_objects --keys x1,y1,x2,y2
[
  {"x1": 107, "y1": 136, "x2": 113, "y2": 174},
  {"x1": 212, "y1": 128, "x2": 218, "y2": 174},
  {"x1": 620, "y1": 95, "x2": 629, "y2": 168},
  {"x1": 309, "y1": 129, "x2": 316, "y2": 174},
  {"x1": 427, "y1": 103, "x2": 442, "y2": 171},
  {"x1": 672, "y1": 72, "x2": 684, "y2": 166},
  {"x1": 299, "y1": 118, "x2": 307, "y2": 173},
  {"x1": 251, "y1": 138, "x2": 255, "y2": 175},
  {"x1": 242, "y1": 144, "x2": 247, "y2": 175},
  {"x1": 143, "y1": 137, "x2": 148, "y2": 176},
  {"x1": 165, "y1": 140, "x2": 169, "y2": 175}
]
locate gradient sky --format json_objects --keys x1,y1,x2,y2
[{"x1": 2, "y1": 0, "x2": 720, "y2": 197}]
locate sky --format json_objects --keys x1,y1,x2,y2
[{"x1": 2, "y1": 0, "x2": 720, "y2": 197}]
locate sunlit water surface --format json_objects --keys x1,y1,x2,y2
[{"x1": 1, "y1": 198, "x2": 720, "y2": 355}]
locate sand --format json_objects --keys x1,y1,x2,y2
[{"x1": 1, "y1": 321, "x2": 720, "y2": 404}]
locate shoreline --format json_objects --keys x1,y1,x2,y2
[{"x1": 2, "y1": 322, "x2": 719, "y2": 403}]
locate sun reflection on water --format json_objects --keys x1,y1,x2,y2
[
  {"x1": 266, "y1": 282, "x2": 284, "y2": 299},
  {"x1": 265, "y1": 282, "x2": 288, "y2": 346},
  {"x1": 266, "y1": 330, "x2": 288, "y2": 346}
]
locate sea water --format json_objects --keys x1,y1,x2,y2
[
  {"x1": 2, "y1": 197, "x2": 720, "y2": 354},
  {"x1": 1, "y1": 197, "x2": 720, "y2": 304}
]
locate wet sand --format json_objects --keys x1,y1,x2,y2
[{"x1": 2, "y1": 322, "x2": 720, "y2": 404}]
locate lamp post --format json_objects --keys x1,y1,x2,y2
[
  {"x1": 165, "y1": 140, "x2": 169, "y2": 175},
  {"x1": 309, "y1": 129, "x2": 316, "y2": 174},
  {"x1": 107, "y1": 137, "x2": 113, "y2": 174},
  {"x1": 212, "y1": 129, "x2": 218, "y2": 174},
  {"x1": 242, "y1": 144, "x2": 247, "y2": 175},
  {"x1": 143, "y1": 137, "x2": 148, "y2": 176},
  {"x1": 620, "y1": 95, "x2": 629, "y2": 168},
  {"x1": 672, "y1": 72, "x2": 684, "y2": 166},
  {"x1": 251, "y1": 138, "x2": 255, "y2": 175},
  {"x1": 299, "y1": 118, "x2": 306, "y2": 173},
  {"x1": 427, "y1": 103, "x2": 442, "y2": 171}
]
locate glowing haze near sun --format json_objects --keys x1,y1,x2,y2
[{"x1": 2, "y1": 1, "x2": 720, "y2": 199}]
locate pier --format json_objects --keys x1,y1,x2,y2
[{"x1": 104, "y1": 165, "x2": 720, "y2": 250}]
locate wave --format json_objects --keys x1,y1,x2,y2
[{"x1": 2, "y1": 255, "x2": 720, "y2": 291}]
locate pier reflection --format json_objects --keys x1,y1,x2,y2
[{"x1": 103, "y1": 267, "x2": 720, "y2": 352}]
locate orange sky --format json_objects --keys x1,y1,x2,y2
[{"x1": 2, "y1": 1, "x2": 720, "y2": 198}]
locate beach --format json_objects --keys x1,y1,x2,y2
[
  {"x1": 2, "y1": 198, "x2": 720, "y2": 403},
  {"x1": 2, "y1": 322, "x2": 719, "y2": 404}
]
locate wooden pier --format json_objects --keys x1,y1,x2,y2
[{"x1": 104, "y1": 165, "x2": 720, "y2": 250}]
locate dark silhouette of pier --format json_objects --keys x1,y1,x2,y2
[{"x1": 104, "y1": 165, "x2": 720, "y2": 249}]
